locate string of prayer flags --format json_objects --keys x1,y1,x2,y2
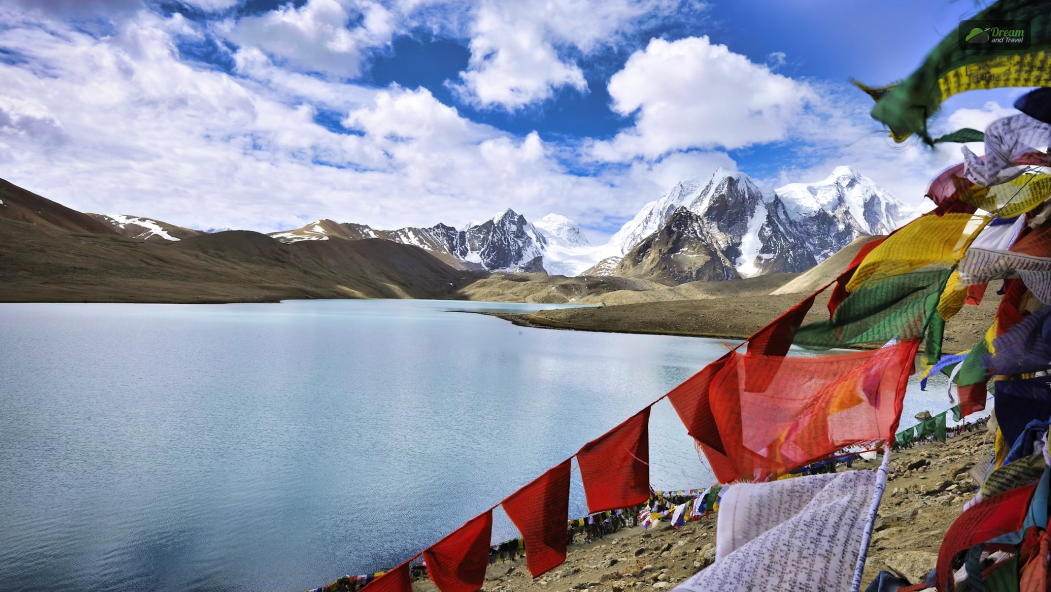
[
  {"x1": 577, "y1": 408, "x2": 650, "y2": 513},
  {"x1": 704, "y1": 340, "x2": 917, "y2": 482},
  {"x1": 423, "y1": 512, "x2": 493, "y2": 592},
  {"x1": 914, "y1": 411, "x2": 948, "y2": 443},
  {"x1": 855, "y1": 0, "x2": 1051, "y2": 144},
  {"x1": 501, "y1": 459, "x2": 572, "y2": 578}
]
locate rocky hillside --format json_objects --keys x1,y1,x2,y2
[{"x1": 615, "y1": 207, "x2": 741, "y2": 284}]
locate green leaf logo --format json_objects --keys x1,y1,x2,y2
[{"x1": 966, "y1": 27, "x2": 990, "y2": 43}]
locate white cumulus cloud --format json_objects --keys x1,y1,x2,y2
[
  {"x1": 592, "y1": 36, "x2": 814, "y2": 161},
  {"x1": 451, "y1": 0, "x2": 679, "y2": 111},
  {"x1": 226, "y1": 0, "x2": 397, "y2": 78}
]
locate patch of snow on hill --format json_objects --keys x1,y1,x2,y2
[
  {"x1": 735, "y1": 204, "x2": 768, "y2": 277},
  {"x1": 108, "y1": 214, "x2": 181, "y2": 241}
]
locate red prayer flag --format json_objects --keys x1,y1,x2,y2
[
  {"x1": 747, "y1": 290, "x2": 818, "y2": 358},
  {"x1": 709, "y1": 340, "x2": 918, "y2": 482},
  {"x1": 362, "y1": 560, "x2": 413, "y2": 592},
  {"x1": 577, "y1": 408, "x2": 650, "y2": 513},
  {"x1": 936, "y1": 483, "x2": 1036, "y2": 591},
  {"x1": 501, "y1": 460, "x2": 572, "y2": 578},
  {"x1": 424, "y1": 511, "x2": 493, "y2": 592},
  {"x1": 958, "y1": 382, "x2": 989, "y2": 417},
  {"x1": 667, "y1": 353, "x2": 733, "y2": 456},
  {"x1": 965, "y1": 283, "x2": 988, "y2": 306}
]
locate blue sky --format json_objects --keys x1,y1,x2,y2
[{"x1": 0, "y1": 0, "x2": 1027, "y2": 241}]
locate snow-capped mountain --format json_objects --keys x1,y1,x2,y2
[
  {"x1": 269, "y1": 209, "x2": 548, "y2": 272},
  {"x1": 606, "y1": 168, "x2": 747, "y2": 256},
  {"x1": 88, "y1": 213, "x2": 200, "y2": 241},
  {"x1": 461, "y1": 209, "x2": 547, "y2": 272},
  {"x1": 269, "y1": 165, "x2": 908, "y2": 280},
  {"x1": 601, "y1": 166, "x2": 909, "y2": 282}
]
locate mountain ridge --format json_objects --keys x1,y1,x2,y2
[{"x1": 263, "y1": 166, "x2": 908, "y2": 280}]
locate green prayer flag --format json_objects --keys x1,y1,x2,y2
[
  {"x1": 935, "y1": 412, "x2": 947, "y2": 443},
  {"x1": 794, "y1": 269, "x2": 950, "y2": 349},
  {"x1": 857, "y1": 0, "x2": 1051, "y2": 144},
  {"x1": 932, "y1": 128, "x2": 985, "y2": 144},
  {"x1": 956, "y1": 328, "x2": 992, "y2": 388},
  {"x1": 896, "y1": 427, "x2": 914, "y2": 449},
  {"x1": 952, "y1": 405, "x2": 962, "y2": 422},
  {"x1": 925, "y1": 308, "x2": 946, "y2": 364}
]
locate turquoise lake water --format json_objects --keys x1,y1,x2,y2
[{"x1": 0, "y1": 299, "x2": 964, "y2": 592}]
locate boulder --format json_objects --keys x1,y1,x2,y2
[
  {"x1": 923, "y1": 480, "x2": 953, "y2": 496},
  {"x1": 874, "y1": 508, "x2": 918, "y2": 531},
  {"x1": 885, "y1": 551, "x2": 938, "y2": 585}
]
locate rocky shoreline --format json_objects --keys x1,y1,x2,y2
[{"x1": 408, "y1": 425, "x2": 991, "y2": 592}]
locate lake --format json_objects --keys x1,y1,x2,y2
[{"x1": 0, "y1": 300, "x2": 964, "y2": 592}]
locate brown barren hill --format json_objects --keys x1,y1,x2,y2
[
  {"x1": 0, "y1": 218, "x2": 478, "y2": 303},
  {"x1": 0, "y1": 179, "x2": 118, "y2": 235}
]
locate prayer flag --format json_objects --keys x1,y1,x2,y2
[
  {"x1": 963, "y1": 117, "x2": 1051, "y2": 186},
  {"x1": 501, "y1": 460, "x2": 572, "y2": 578},
  {"x1": 362, "y1": 561, "x2": 413, "y2": 592},
  {"x1": 987, "y1": 305, "x2": 1051, "y2": 375},
  {"x1": 577, "y1": 408, "x2": 651, "y2": 513},
  {"x1": 856, "y1": 0, "x2": 1051, "y2": 144},
  {"x1": 675, "y1": 471, "x2": 881, "y2": 592},
  {"x1": 705, "y1": 341, "x2": 917, "y2": 482},
  {"x1": 424, "y1": 511, "x2": 493, "y2": 592},
  {"x1": 936, "y1": 482, "x2": 1037, "y2": 590},
  {"x1": 993, "y1": 377, "x2": 1051, "y2": 448}
]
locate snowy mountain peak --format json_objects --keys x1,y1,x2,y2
[
  {"x1": 830, "y1": 165, "x2": 861, "y2": 179},
  {"x1": 534, "y1": 214, "x2": 590, "y2": 247},
  {"x1": 774, "y1": 166, "x2": 908, "y2": 235},
  {"x1": 710, "y1": 166, "x2": 744, "y2": 182}
]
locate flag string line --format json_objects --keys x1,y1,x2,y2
[{"x1": 346, "y1": 212, "x2": 999, "y2": 586}]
